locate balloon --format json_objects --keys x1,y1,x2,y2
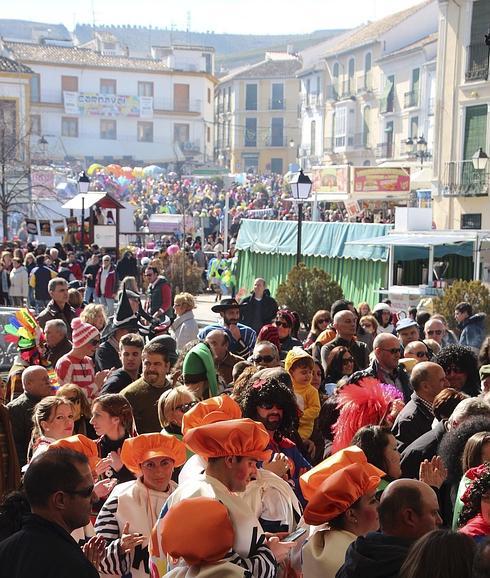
[
  {"x1": 133, "y1": 167, "x2": 144, "y2": 178},
  {"x1": 87, "y1": 163, "x2": 104, "y2": 176},
  {"x1": 106, "y1": 164, "x2": 123, "y2": 177}
]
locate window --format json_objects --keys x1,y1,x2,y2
[
  {"x1": 316, "y1": 76, "x2": 321, "y2": 96},
  {"x1": 30, "y1": 114, "x2": 41, "y2": 136},
  {"x1": 410, "y1": 116, "x2": 419, "y2": 139},
  {"x1": 306, "y1": 79, "x2": 311, "y2": 105},
  {"x1": 462, "y1": 104, "x2": 488, "y2": 186},
  {"x1": 245, "y1": 117, "x2": 257, "y2": 147},
  {"x1": 466, "y1": 1, "x2": 490, "y2": 80},
  {"x1": 204, "y1": 53, "x2": 212, "y2": 74},
  {"x1": 271, "y1": 83, "x2": 284, "y2": 110},
  {"x1": 347, "y1": 58, "x2": 355, "y2": 95},
  {"x1": 138, "y1": 82, "x2": 154, "y2": 97},
  {"x1": 61, "y1": 76, "x2": 78, "y2": 93},
  {"x1": 0, "y1": 100, "x2": 16, "y2": 156},
  {"x1": 227, "y1": 87, "x2": 231, "y2": 111},
  {"x1": 245, "y1": 84, "x2": 257, "y2": 111},
  {"x1": 364, "y1": 53, "x2": 372, "y2": 89},
  {"x1": 30, "y1": 74, "x2": 40, "y2": 103},
  {"x1": 100, "y1": 119, "x2": 117, "y2": 140},
  {"x1": 137, "y1": 121, "x2": 153, "y2": 142},
  {"x1": 310, "y1": 120, "x2": 316, "y2": 155},
  {"x1": 381, "y1": 75, "x2": 395, "y2": 113},
  {"x1": 461, "y1": 213, "x2": 482, "y2": 229},
  {"x1": 271, "y1": 117, "x2": 284, "y2": 146},
  {"x1": 385, "y1": 121, "x2": 394, "y2": 158},
  {"x1": 207, "y1": 125, "x2": 211, "y2": 143},
  {"x1": 174, "y1": 123, "x2": 190, "y2": 143},
  {"x1": 207, "y1": 87, "x2": 211, "y2": 104},
  {"x1": 363, "y1": 106, "x2": 371, "y2": 147},
  {"x1": 174, "y1": 83, "x2": 190, "y2": 112},
  {"x1": 100, "y1": 79, "x2": 117, "y2": 94},
  {"x1": 411, "y1": 69, "x2": 420, "y2": 102},
  {"x1": 61, "y1": 117, "x2": 78, "y2": 138},
  {"x1": 332, "y1": 63, "x2": 339, "y2": 98},
  {"x1": 334, "y1": 107, "x2": 346, "y2": 148},
  {"x1": 270, "y1": 158, "x2": 283, "y2": 174},
  {"x1": 226, "y1": 121, "x2": 231, "y2": 146}
]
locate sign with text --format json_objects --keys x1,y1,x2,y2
[
  {"x1": 64, "y1": 92, "x2": 153, "y2": 118},
  {"x1": 311, "y1": 166, "x2": 349, "y2": 193},
  {"x1": 353, "y1": 167, "x2": 410, "y2": 195}
]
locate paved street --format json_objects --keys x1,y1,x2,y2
[{"x1": 194, "y1": 292, "x2": 222, "y2": 327}]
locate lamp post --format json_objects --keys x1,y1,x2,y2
[
  {"x1": 78, "y1": 171, "x2": 90, "y2": 251},
  {"x1": 472, "y1": 147, "x2": 488, "y2": 193},
  {"x1": 405, "y1": 135, "x2": 431, "y2": 169},
  {"x1": 289, "y1": 169, "x2": 312, "y2": 266}
]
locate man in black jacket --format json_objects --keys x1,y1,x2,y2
[
  {"x1": 337, "y1": 479, "x2": 441, "y2": 578},
  {"x1": 392, "y1": 362, "x2": 449, "y2": 452},
  {"x1": 321, "y1": 310, "x2": 369, "y2": 373},
  {"x1": 240, "y1": 278, "x2": 278, "y2": 333},
  {"x1": 37, "y1": 278, "x2": 76, "y2": 340},
  {"x1": 0, "y1": 448, "x2": 101, "y2": 578}
]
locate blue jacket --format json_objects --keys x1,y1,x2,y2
[{"x1": 459, "y1": 313, "x2": 486, "y2": 352}]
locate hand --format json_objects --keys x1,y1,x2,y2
[
  {"x1": 109, "y1": 449, "x2": 124, "y2": 472},
  {"x1": 302, "y1": 438, "x2": 316, "y2": 460},
  {"x1": 94, "y1": 477, "x2": 117, "y2": 499},
  {"x1": 82, "y1": 535, "x2": 106, "y2": 570},
  {"x1": 263, "y1": 453, "x2": 290, "y2": 478},
  {"x1": 95, "y1": 369, "x2": 112, "y2": 388},
  {"x1": 119, "y1": 522, "x2": 146, "y2": 554},
  {"x1": 266, "y1": 536, "x2": 294, "y2": 563},
  {"x1": 94, "y1": 457, "x2": 114, "y2": 477},
  {"x1": 419, "y1": 455, "x2": 447, "y2": 489},
  {"x1": 228, "y1": 323, "x2": 241, "y2": 341}
]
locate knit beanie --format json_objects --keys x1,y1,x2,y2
[{"x1": 71, "y1": 317, "x2": 100, "y2": 349}]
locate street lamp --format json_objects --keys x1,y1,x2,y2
[
  {"x1": 289, "y1": 169, "x2": 312, "y2": 266},
  {"x1": 405, "y1": 135, "x2": 431, "y2": 168},
  {"x1": 472, "y1": 147, "x2": 488, "y2": 193},
  {"x1": 78, "y1": 171, "x2": 90, "y2": 250}
]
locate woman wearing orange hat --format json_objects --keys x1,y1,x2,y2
[
  {"x1": 94, "y1": 432, "x2": 186, "y2": 578},
  {"x1": 301, "y1": 461, "x2": 384, "y2": 577}
]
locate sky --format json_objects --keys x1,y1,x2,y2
[{"x1": 2, "y1": 0, "x2": 425, "y2": 35}]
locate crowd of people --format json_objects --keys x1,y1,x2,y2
[{"x1": 0, "y1": 240, "x2": 489, "y2": 577}]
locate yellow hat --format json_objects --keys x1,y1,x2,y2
[{"x1": 284, "y1": 346, "x2": 314, "y2": 374}]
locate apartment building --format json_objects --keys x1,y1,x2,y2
[{"x1": 215, "y1": 52, "x2": 301, "y2": 174}]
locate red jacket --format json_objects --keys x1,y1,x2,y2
[
  {"x1": 68, "y1": 262, "x2": 83, "y2": 281},
  {"x1": 95, "y1": 267, "x2": 116, "y2": 298}
]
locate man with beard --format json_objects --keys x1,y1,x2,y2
[
  {"x1": 121, "y1": 341, "x2": 172, "y2": 433},
  {"x1": 199, "y1": 298, "x2": 256, "y2": 358},
  {"x1": 239, "y1": 369, "x2": 311, "y2": 505}
]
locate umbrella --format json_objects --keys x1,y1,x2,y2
[
  {"x1": 143, "y1": 165, "x2": 165, "y2": 177},
  {"x1": 106, "y1": 164, "x2": 123, "y2": 177},
  {"x1": 87, "y1": 163, "x2": 104, "y2": 176},
  {"x1": 133, "y1": 167, "x2": 144, "y2": 178},
  {"x1": 121, "y1": 166, "x2": 135, "y2": 179}
]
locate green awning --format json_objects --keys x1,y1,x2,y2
[{"x1": 236, "y1": 219, "x2": 392, "y2": 261}]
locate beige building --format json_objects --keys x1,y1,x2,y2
[
  {"x1": 215, "y1": 52, "x2": 301, "y2": 174},
  {"x1": 433, "y1": 0, "x2": 490, "y2": 230}
]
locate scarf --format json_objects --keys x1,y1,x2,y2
[{"x1": 460, "y1": 513, "x2": 490, "y2": 537}]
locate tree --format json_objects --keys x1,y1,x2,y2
[
  {"x1": 433, "y1": 280, "x2": 490, "y2": 330},
  {"x1": 275, "y1": 263, "x2": 344, "y2": 329}
]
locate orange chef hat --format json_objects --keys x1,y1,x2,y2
[
  {"x1": 304, "y1": 462, "x2": 383, "y2": 525},
  {"x1": 160, "y1": 497, "x2": 234, "y2": 566},
  {"x1": 300, "y1": 445, "x2": 384, "y2": 501},
  {"x1": 121, "y1": 433, "x2": 187, "y2": 475},
  {"x1": 50, "y1": 434, "x2": 100, "y2": 474},
  {"x1": 182, "y1": 394, "x2": 242, "y2": 435},
  {"x1": 183, "y1": 418, "x2": 272, "y2": 461}
]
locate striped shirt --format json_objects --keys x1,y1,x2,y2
[
  {"x1": 199, "y1": 323, "x2": 257, "y2": 358},
  {"x1": 55, "y1": 353, "x2": 97, "y2": 401}
]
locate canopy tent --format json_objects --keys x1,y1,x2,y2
[
  {"x1": 62, "y1": 191, "x2": 125, "y2": 210},
  {"x1": 235, "y1": 220, "x2": 392, "y2": 306}
]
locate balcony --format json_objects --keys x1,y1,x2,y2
[
  {"x1": 441, "y1": 160, "x2": 490, "y2": 197},
  {"x1": 269, "y1": 98, "x2": 286, "y2": 111},
  {"x1": 404, "y1": 90, "x2": 419, "y2": 108},
  {"x1": 376, "y1": 142, "x2": 394, "y2": 159},
  {"x1": 466, "y1": 42, "x2": 489, "y2": 82},
  {"x1": 302, "y1": 93, "x2": 323, "y2": 109},
  {"x1": 153, "y1": 98, "x2": 202, "y2": 113},
  {"x1": 356, "y1": 71, "x2": 374, "y2": 94},
  {"x1": 339, "y1": 79, "x2": 357, "y2": 100},
  {"x1": 379, "y1": 95, "x2": 395, "y2": 114},
  {"x1": 264, "y1": 135, "x2": 290, "y2": 147},
  {"x1": 326, "y1": 85, "x2": 339, "y2": 101}
]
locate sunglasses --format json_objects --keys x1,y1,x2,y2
[
  {"x1": 253, "y1": 355, "x2": 275, "y2": 364},
  {"x1": 274, "y1": 320, "x2": 289, "y2": 329},
  {"x1": 89, "y1": 339, "x2": 100, "y2": 346},
  {"x1": 342, "y1": 357, "x2": 354, "y2": 364},
  {"x1": 65, "y1": 485, "x2": 94, "y2": 498},
  {"x1": 382, "y1": 347, "x2": 402, "y2": 355},
  {"x1": 258, "y1": 402, "x2": 282, "y2": 410},
  {"x1": 427, "y1": 330, "x2": 443, "y2": 336},
  {"x1": 413, "y1": 351, "x2": 429, "y2": 358},
  {"x1": 67, "y1": 397, "x2": 80, "y2": 404},
  {"x1": 144, "y1": 273, "x2": 153, "y2": 277},
  {"x1": 176, "y1": 401, "x2": 198, "y2": 413},
  {"x1": 317, "y1": 318, "x2": 329, "y2": 324}
]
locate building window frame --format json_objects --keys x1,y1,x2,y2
[{"x1": 137, "y1": 121, "x2": 153, "y2": 142}]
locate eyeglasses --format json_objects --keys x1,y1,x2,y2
[
  {"x1": 381, "y1": 348, "x2": 402, "y2": 355},
  {"x1": 274, "y1": 320, "x2": 289, "y2": 329},
  {"x1": 413, "y1": 351, "x2": 429, "y2": 358},
  {"x1": 89, "y1": 339, "x2": 100, "y2": 347},
  {"x1": 317, "y1": 318, "x2": 329, "y2": 324},
  {"x1": 427, "y1": 330, "x2": 443, "y2": 336},
  {"x1": 258, "y1": 403, "x2": 282, "y2": 410},
  {"x1": 175, "y1": 401, "x2": 198, "y2": 413},
  {"x1": 65, "y1": 485, "x2": 94, "y2": 498},
  {"x1": 342, "y1": 357, "x2": 355, "y2": 364},
  {"x1": 144, "y1": 273, "x2": 153, "y2": 277},
  {"x1": 253, "y1": 355, "x2": 275, "y2": 364}
]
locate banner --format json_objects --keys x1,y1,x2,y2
[
  {"x1": 312, "y1": 166, "x2": 349, "y2": 193},
  {"x1": 64, "y1": 91, "x2": 153, "y2": 118},
  {"x1": 66, "y1": 217, "x2": 78, "y2": 234},
  {"x1": 353, "y1": 167, "x2": 410, "y2": 194},
  {"x1": 25, "y1": 219, "x2": 38, "y2": 235},
  {"x1": 31, "y1": 170, "x2": 55, "y2": 199},
  {"x1": 38, "y1": 220, "x2": 51, "y2": 236},
  {"x1": 53, "y1": 220, "x2": 65, "y2": 235}
]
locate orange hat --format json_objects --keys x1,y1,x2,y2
[
  {"x1": 300, "y1": 445, "x2": 384, "y2": 501},
  {"x1": 160, "y1": 497, "x2": 234, "y2": 565},
  {"x1": 182, "y1": 394, "x2": 242, "y2": 435},
  {"x1": 304, "y1": 462, "x2": 383, "y2": 525},
  {"x1": 50, "y1": 434, "x2": 100, "y2": 473},
  {"x1": 121, "y1": 433, "x2": 187, "y2": 475},
  {"x1": 183, "y1": 418, "x2": 272, "y2": 461}
]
